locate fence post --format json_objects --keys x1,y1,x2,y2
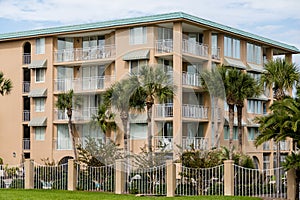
[
  {"x1": 68, "y1": 159, "x2": 77, "y2": 191},
  {"x1": 115, "y1": 159, "x2": 126, "y2": 194},
  {"x1": 166, "y1": 160, "x2": 176, "y2": 197},
  {"x1": 224, "y1": 160, "x2": 234, "y2": 196},
  {"x1": 24, "y1": 159, "x2": 34, "y2": 189},
  {"x1": 287, "y1": 168, "x2": 296, "y2": 200}
]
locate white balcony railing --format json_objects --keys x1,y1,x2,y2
[
  {"x1": 182, "y1": 39, "x2": 208, "y2": 58},
  {"x1": 211, "y1": 47, "x2": 221, "y2": 60},
  {"x1": 155, "y1": 39, "x2": 173, "y2": 54},
  {"x1": 54, "y1": 76, "x2": 115, "y2": 92},
  {"x1": 182, "y1": 104, "x2": 208, "y2": 119},
  {"x1": 182, "y1": 72, "x2": 202, "y2": 87},
  {"x1": 55, "y1": 107, "x2": 98, "y2": 121},
  {"x1": 155, "y1": 103, "x2": 173, "y2": 118},
  {"x1": 23, "y1": 110, "x2": 30, "y2": 121},
  {"x1": 23, "y1": 139, "x2": 30, "y2": 150},
  {"x1": 182, "y1": 137, "x2": 208, "y2": 150},
  {"x1": 54, "y1": 45, "x2": 116, "y2": 63},
  {"x1": 22, "y1": 81, "x2": 30, "y2": 93},
  {"x1": 154, "y1": 136, "x2": 173, "y2": 151}
]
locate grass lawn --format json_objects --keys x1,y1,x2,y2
[{"x1": 0, "y1": 189, "x2": 263, "y2": 200}]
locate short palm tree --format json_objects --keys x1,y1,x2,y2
[
  {"x1": 201, "y1": 68, "x2": 226, "y2": 148},
  {"x1": 234, "y1": 72, "x2": 261, "y2": 153},
  {"x1": 130, "y1": 65, "x2": 174, "y2": 155},
  {"x1": 55, "y1": 89, "x2": 80, "y2": 160},
  {"x1": 0, "y1": 71, "x2": 12, "y2": 96}
]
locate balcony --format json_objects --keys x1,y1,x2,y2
[
  {"x1": 273, "y1": 140, "x2": 290, "y2": 151},
  {"x1": 23, "y1": 53, "x2": 31, "y2": 64},
  {"x1": 23, "y1": 110, "x2": 30, "y2": 121},
  {"x1": 182, "y1": 72, "x2": 202, "y2": 87},
  {"x1": 54, "y1": 76, "x2": 115, "y2": 92},
  {"x1": 182, "y1": 137, "x2": 208, "y2": 150},
  {"x1": 23, "y1": 138, "x2": 30, "y2": 150},
  {"x1": 182, "y1": 104, "x2": 208, "y2": 119},
  {"x1": 55, "y1": 107, "x2": 98, "y2": 121},
  {"x1": 155, "y1": 103, "x2": 173, "y2": 118},
  {"x1": 54, "y1": 45, "x2": 116, "y2": 63},
  {"x1": 153, "y1": 136, "x2": 173, "y2": 151},
  {"x1": 182, "y1": 39, "x2": 208, "y2": 58},
  {"x1": 22, "y1": 82, "x2": 30, "y2": 93},
  {"x1": 155, "y1": 39, "x2": 173, "y2": 54},
  {"x1": 211, "y1": 47, "x2": 221, "y2": 60}
]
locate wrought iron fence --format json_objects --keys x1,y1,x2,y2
[
  {"x1": 0, "y1": 164, "x2": 24, "y2": 189},
  {"x1": 234, "y1": 165, "x2": 287, "y2": 199},
  {"x1": 176, "y1": 164, "x2": 224, "y2": 196},
  {"x1": 34, "y1": 162, "x2": 68, "y2": 190},
  {"x1": 76, "y1": 163, "x2": 115, "y2": 192},
  {"x1": 125, "y1": 163, "x2": 166, "y2": 195}
]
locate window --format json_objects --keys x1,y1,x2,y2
[
  {"x1": 35, "y1": 69, "x2": 45, "y2": 83},
  {"x1": 35, "y1": 127, "x2": 45, "y2": 141},
  {"x1": 248, "y1": 127, "x2": 259, "y2": 141},
  {"x1": 224, "y1": 126, "x2": 238, "y2": 140},
  {"x1": 57, "y1": 124, "x2": 72, "y2": 150},
  {"x1": 130, "y1": 123, "x2": 147, "y2": 140},
  {"x1": 224, "y1": 36, "x2": 240, "y2": 59},
  {"x1": 130, "y1": 27, "x2": 147, "y2": 45},
  {"x1": 157, "y1": 27, "x2": 173, "y2": 40},
  {"x1": 129, "y1": 60, "x2": 148, "y2": 74},
  {"x1": 263, "y1": 154, "x2": 270, "y2": 170},
  {"x1": 35, "y1": 98, "x2": 45, "y2": 112},
  {"x1": 82, "y1": 65, "x2": 105, "y2": 90},
  {"x1": 211, "y1": 34, "x2": 218, "y2": 58},
  {"x1": 247, "y1": 100, "x2": 262, "y2": 114},
  {"x1": 57, "y1": 38, "x2": 74, "y2": 50},
  {"x1": 81, "y1": 124, "x2": 104, "y2": 147},
  {"x1": 247, "y1": 43, "x2": 262, "y2": 64},
  {"x1": 36, "y1": 38, "x2": 45, "y2": 54}
]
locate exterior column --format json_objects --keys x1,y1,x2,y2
[
  {"x1": 115, "y1": 159, "x2": 126, "y2": 194},
  {"x1": 166, "y1": 160, "x2": 176, "y2": 197},
  {"x1": 285, "y1": 53, "x2": 292, "y2": 63},
  {"x1": 67, "y1": 159, "x2": 77, "y2": 191},
  {"x1": 287, "y1": 169, "x2": 296, "y2": 200},
  {"x1": 172, "y1": 22, "x2": 183, "y2": 156},
  {"x1": 266, "y1": 48, "x2": 273, "y2": 61},
  {"x1": 24, "y1": 159, "x2": 34, "y2": 189},
  {"x1": 224, "y1": 160, "x2": 234, "y2": 196}
]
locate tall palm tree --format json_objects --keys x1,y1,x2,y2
[
  {"x1": 260, "y1": 57, "x2": 299, "y2": 190},
  {"x1": 56, "y1": 89, "x2": 80, "y2": 160},
  {"x1": 201, "y1": 68, "x2": 226, "y2": 148},
  {"x1": 104, "y1": 78, "x2": 143, "y2": 156},
  {"x1": 90, "y1": 104, "x2": 116, "y2": 143},
  {"x1": 234, "y1": 72, "x2": 261, "y2": 153},
  {"x1": 0, "y1": 71, "x2": 12, "y2": 96},
  {"x1": 130, "y1": 65, "x2": 174, "y2": 155},
  {"x1": 218, "y1": 66, "x2": 238, "y2": 160}
]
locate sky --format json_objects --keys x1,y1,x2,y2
[{"x1": 0, "y1": 0, "x2": 299, "y2": 64}]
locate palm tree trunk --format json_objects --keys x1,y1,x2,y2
[
  {"x1": 237, "y1": 105, "x2": 243, "y2": 153},
  {"x1": 68, "y1": 114, "x2": 78, "y2": 160},
  {"x1": 228, "y1": 104, "x2": 234, "y2": 160},
  {"x1": 121, "y1": 111, "x2": 129, "y2": 156},
  {"x1": 296, "y1": 169, "x2": 300, "y2": 200},
  {"x1": 213, "y1": 98, "x2": 220, "y2": 149},
  {"x1": 146, "y1": 103, "x2": 153, "y2": 166}
]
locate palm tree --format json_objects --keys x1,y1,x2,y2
[
  {"x1": 0, "y1": 71, "x2": 12, "y2": 96},
  {"x1": 201, "y1": 68, "x2": 226, "y2": 148},
  {"x1": 130, "y1": 65, "x2": 174, "y2": 155},
  {"x1": 90, "y1": 104, "x2": 116, "y2": 143},
  {"x1": 218, "y1": 66, "x2": 239, "y2": 160},
  {"x1": 234, "y1": 72, "x2": 261, "y2": 153},
  {"x1": 104, "y1": 78, "x2": 142, "y2": 156},
  {"x1": 55, "y1": 89, "x2": 80, "y2": 160}
]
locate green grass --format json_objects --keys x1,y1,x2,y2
[{"x1": 0, "y1": 189, "x2": 263, "y2": 200}]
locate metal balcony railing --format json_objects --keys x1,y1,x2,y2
[
  {"x1": 182, "y1": 137, "x2": 208, "y2": 150},
  {"x1": 211, "y1": 47, "x2": 221, "y2": 60},
  {"x1": 182, "y1": 104, "x2": 208, "y2": 119},
  {"x1": 22, "y1": 82, "x2": 30, "y2": 93},
  {"x1": 182, "y1": 39, "x2": 208, "y2": 57},
  {"x1": 153, "y1": 136, "x2": 173, "y2": 151},
  {"x1": 155, "y1": 39, "x2": 173, "y2": 54},
  {"x1": 155, "y1": 103, "x2": 173, "y2": 118},
  {"x1": 23, "y1": 138, "x2": 30, "y2": 150},
  {"x1": 54, "y1": 45, "x2": 116, "y2": 63},
  {"x1": 182, "y1": 72, "x2": 202, "y2": 87},
  {"x1": 23, "y1": 53, "x2": 31, "y2": 64},
  {"x1": 23, "y1": 110, "x2": 30, "y2": 121}
]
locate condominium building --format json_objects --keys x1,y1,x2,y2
[{"x1": 0, "y1": 12, "x2": 298, "y2": 168}]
